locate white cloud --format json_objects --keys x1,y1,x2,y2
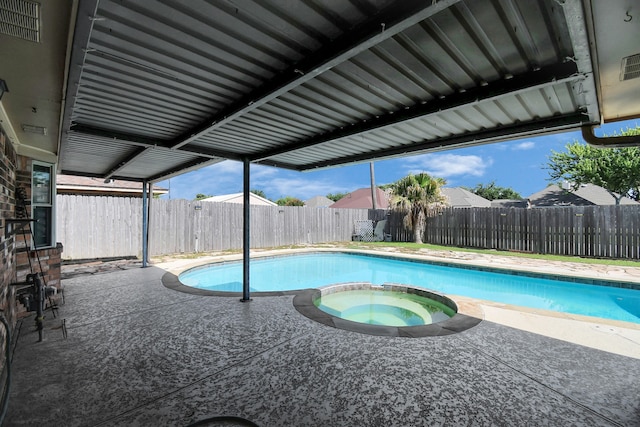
[
  {"x1": 207, "y1": 160, "x2": 242, "y2": 174},
  {"x1": 403, "y1": 154, "x2": 492, "y2": 178},
  {"x1": 251, "y1": 164, "x2": 280, "y2": 179},
  {"x1": 512, "y1": 141, "x2": 535, "y2": 150},
  {"x1": 199, "y1": 161, "x2": 279, "y2": 184}
]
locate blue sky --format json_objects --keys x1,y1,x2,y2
[{"x1": 158, "y1": 119, "x2": 639, "y2": 202}]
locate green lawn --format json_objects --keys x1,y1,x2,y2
[
  {"x1": 154, "y1": 241, "x2": 640, "y2": 268},
  {"x1": 346, "y1": 241, "x2": 640, "y2": 267}
]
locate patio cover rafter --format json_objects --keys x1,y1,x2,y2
[
  {"x1": 104, "y1": 146, "x2": 151, "y2": 181},
  {"x1": 169, "y1": 0, "x2": 463, "y2": 151},
  {"x1": 296, "y1": 112, "x2": 586, "y2": 170},
  {"x1": 253, "y1": 60, "x2": 583, "y2": 166},
  {"x1": 69, "y1": 124, "x2": 236, "y2": 161}
]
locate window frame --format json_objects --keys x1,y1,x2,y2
[{"x1": 31, "y1": 160, "x2": 56, "y2": 249}]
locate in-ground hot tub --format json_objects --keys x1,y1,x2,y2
[
  {"x1": 293, "y1": 282, "x2": 481, "y2": 337},
  {"x1": 315, "y1": 285, "x2": 456, "y2": 327}
]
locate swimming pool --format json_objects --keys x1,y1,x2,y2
[{"x1": 179, "y1": 252, "x2": 640, "y2": 324}]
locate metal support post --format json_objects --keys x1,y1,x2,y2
[
  {"x1": 241, "y1": 158, "x2": 251, "y2": 302},
  {"x1": 142, "y1": 179, "x2": 148, "y2": 267}
]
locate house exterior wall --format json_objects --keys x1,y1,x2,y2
[
  {"x1": 15, "y1": 155, "x2": 63, "y2": 292},
  {"x1": 0, "y1": 125, "x2": 18, "y2": 326},
  {"x1": 0, "y1": 124, "x2": 63, "y2": 330}
]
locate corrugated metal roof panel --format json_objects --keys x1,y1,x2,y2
[
  {"x1": 264, "y1": 80, "x2": 582, "y2": 168},
  {"x1": 59, "y1": 0, "x2": 600, "y2": 181},
  {"x1": 115, "y1": 147, "x2": 208, "y2": 179}
]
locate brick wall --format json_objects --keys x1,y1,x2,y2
[
  {"x1": 15, "y1": 243, "x2": 63, "y2": 288},
  {"x1": 0, "y1": 125, "x2": 17, "y2": 326},
  {"x1": 15, "y1": 155, "x2": 63, "y2": 294},
  {"x1": 0, "y1": 127, "x2": 63, "y2": 328}
]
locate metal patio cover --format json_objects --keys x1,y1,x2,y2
[{"x1": 4, "y1": 0, "x2": 640, "y2": 182}]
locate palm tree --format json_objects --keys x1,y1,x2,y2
[{"x1": 390, "y1": 173, "x2": 446, "y2": 244}]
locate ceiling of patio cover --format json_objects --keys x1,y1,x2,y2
[{"x1": 51, "y1": 0, "x2": 632, "y2": 182}]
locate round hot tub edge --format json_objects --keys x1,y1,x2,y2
[{"x1": 293, "y1": 282, "x2": 482, "y2": 337}]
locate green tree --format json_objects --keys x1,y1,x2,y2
[
  {"x1": 378, "y1": 183, "x2": 394, "y2": 191},
  {"x1": 194, "y1": 193, "x2": 213, "y2": 200},
  {"x1": 276, "y1": 196, "x2": 305, "y2": 206},
  {"x1": 389, "y1": 173, "x2": 446, "y2": 244},
  {"x1": 326, "y1": 192, "x2": 348, "y2": 202},
  {"x1": 250, "y1": 189, "x2": 268, "y2": 199},
  {"x1": 468, "y1": 181, "x2": 522, "y2": 200},
  {"x1": 546, "y1": 127, "x2": 640, "y2": 205}
]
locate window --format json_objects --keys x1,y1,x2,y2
[{"x1": 31, "y1": 161, "x2": 55, "y2": 247}]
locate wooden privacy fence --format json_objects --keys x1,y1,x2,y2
[
  {"x1": 149, "y1": 199, "x2": 385, "y2": 255},
  {"x1": 56, "y1": 195, "x2": 143, "y2": 260},
  {"x1": 57, "y1": 195, "x2": 640, "y2": 260},
  {"x1": 420, "y1": 206, "x2": 640, "y2": 259},
  {"x1": 56, "y1": 195, "x2": 385, "y2": 260}
]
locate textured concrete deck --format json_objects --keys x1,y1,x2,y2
[{"x1": 5, "y1": 249, "x2": 640, "y2": 426}]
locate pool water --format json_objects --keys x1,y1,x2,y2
[
  {"x1": 315, "y1": 289, "x2": 455, "y2": 326},
  {"x1": 179, "y1": 252, "x2": 640, "y2": 324}
]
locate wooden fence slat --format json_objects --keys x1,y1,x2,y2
[{"x1": 57, "y1": 196, "x2": 640, "y2": 261}]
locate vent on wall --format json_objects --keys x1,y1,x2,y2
[
  {"x1": 620, "y1": 54, "x2": 640, "y2": 81},
  {"x1": 0, "y1": 0, "x2": 40, "y2": 42}
]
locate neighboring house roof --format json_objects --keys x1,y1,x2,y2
[
  {"x1": 491, "y1": 199, "x2": 529, "y2": 208},
  {"x1": 441, "y1": 187, "x2": 491, "y2": 208},
  {"x1": 305, "y1": 195, "x2": 334, "y2": 208},
  {"x1": 329, "y1": 188, "x2": 389, "y2": 209},
  {"x1": 527, "y1": 183, "x2": 639, "y2": 207},
  {"x1": 200, "y1": 192, "x2": 277, "y2": 206},
  {"x1": 56, "y1": 174, "x2": 168, "y2": 197}
]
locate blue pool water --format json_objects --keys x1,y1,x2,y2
[{"x1": 179, "y1": 252, "x2": 640, "y2": 324}]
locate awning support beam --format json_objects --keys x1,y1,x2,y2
[
  {"x1": 69, "y1": 124, "x2": 239, "y2": 160},
  {"x1": 302, "y1": 112, "x2": 586, "y2": 170},
  {"x1": 250, "y1": 61, "x2": 581, "y2": 162},
  {"x1": 169, "y1": 0, "x2": 463, "y2": 150}
]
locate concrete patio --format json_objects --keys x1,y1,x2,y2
[{"x1": 5, "y1": 249, "x2": 640, "y2": 426}]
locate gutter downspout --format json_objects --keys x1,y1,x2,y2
[{"x1": 582, "y1": 125, "x2": 640, "y2": 148}]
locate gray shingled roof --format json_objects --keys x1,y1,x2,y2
[
  {"x1": 441, "y1": 187, "x2": 491, "y2": 208},
  {"x1": 304, "y1": 196, "x2": 334, "y2": 208},
  {"x1": 56, "y1": 174, "x2": 168, "y2": 196},
  {"x1": 528, "y1": 183, "x2": 639, "y2": 206}
]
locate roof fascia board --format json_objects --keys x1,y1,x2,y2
[
  {"x1": 251, "y1": 61, "x2": 581, "y2": 162},
  {"x1": 171, "y1": 0, "x2": 462, "y2": 150}
]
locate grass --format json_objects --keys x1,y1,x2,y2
[
  {"x1": 346, "y1": 241, "x2": 640, "y2": 267},
  {"x1": 150, "y1": 241, "x2": 640, "y2": 268}
]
